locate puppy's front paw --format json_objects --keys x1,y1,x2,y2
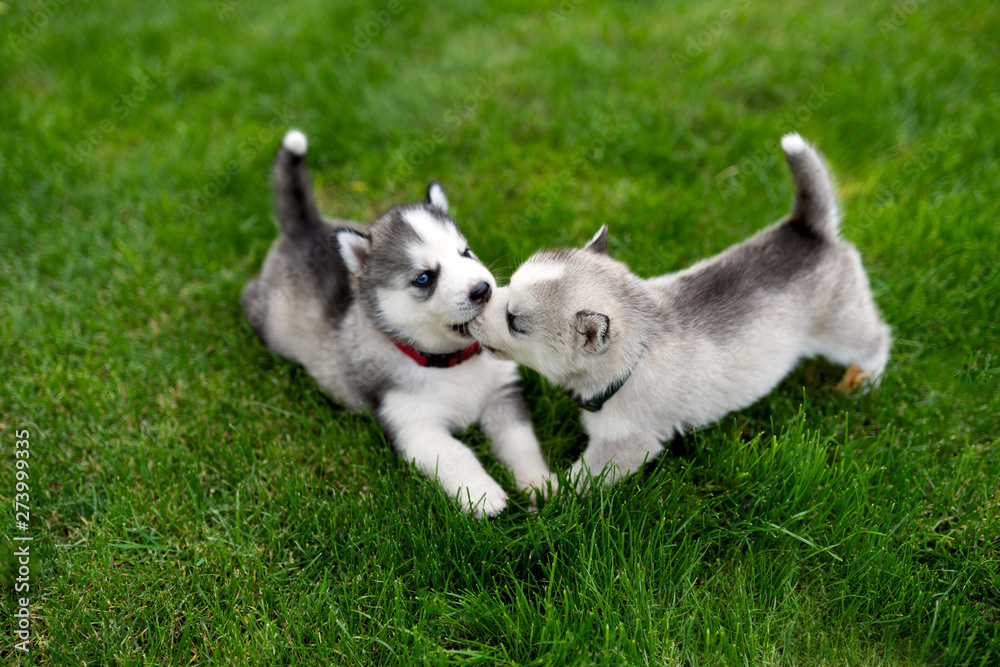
[
  {"x1": 511, "y1": 463, "x2": 556, "y2": 502},
  {"x1": 455, "y1": 477, "x2": 508, "y2": 520},
  {"x1": 520, "y1": 472, "x2": 559, "y2": 507},
  {"x1": 568, "y1": 459, "x2": 615, "y2": 494}
]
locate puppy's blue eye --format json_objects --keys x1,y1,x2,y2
[
  {"x1": 461, "y1": 248, "x2": 473, "y2": 258},
  {"x1": 414, "y1": 272, "x2": 431, "y2": 287}
]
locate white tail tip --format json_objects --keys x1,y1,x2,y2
[
  {"x1": 283, "y1": 129, "x2": 307, "y2": 156},
  {"x1": 780, "y1": 133, "x2": 807, "y2": 154}
]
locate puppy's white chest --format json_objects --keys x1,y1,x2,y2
[{"x1": 383, "y1": 355, "x2": 518, "y2": 430}]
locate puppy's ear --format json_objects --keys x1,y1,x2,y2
[
  {"x1": 335, "y1": 229, "x2": 371, "y2": 275},
  {"x1": 425, "y1": 181, "x2": 449, "y2": 214},
  {"x1": 584, "y1": 225, "x2": 609, "y2": 255},
  {"x1": 576, "y1": 311, "x2": 611, "y2": 354}
]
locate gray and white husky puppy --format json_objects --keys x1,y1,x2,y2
[
  {"x1": 470, "y1": 134, "x2": 890, "y2": 488},
  {"x1": 242, "y1": 130, "x2": 550, "y2": 517}
]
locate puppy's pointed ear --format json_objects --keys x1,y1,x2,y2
[
  {"x1": 584, "y1": 225, "x2": 609, "y2": 255},
  {"x1": 335, "y1": 229, "x2": 371, "y2": 275},
  {"x1": 425, "y1": 181, "x2": 449, "y2": 214},
  {"x1": 576, "y1": 311, "x2": 611, "y2": 354}
]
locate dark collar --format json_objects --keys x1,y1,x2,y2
[
  {"x1": 394, "y1": 340, "x2": 481, "y2": 368},
  {"x1": 572, "y1": 344, "x2": 647, "y2": 412}
]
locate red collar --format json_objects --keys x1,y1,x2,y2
[{"x1": 394, "y1": 340, "x2": 481, "y2": 368}]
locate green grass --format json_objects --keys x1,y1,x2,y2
[{"x1": 2, "y1": 0, "x2": 998, "y2": 664}]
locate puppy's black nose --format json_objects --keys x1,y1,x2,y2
[{"x1": 469, "y1": 281, "x2": 492, "y2": 304}]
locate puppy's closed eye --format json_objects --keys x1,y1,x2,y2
[{"x1": 507, "y1": 310, "x2": 527, "y2": 334}]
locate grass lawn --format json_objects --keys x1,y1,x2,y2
[{"x1": 2, "y1": 0, "x2": 999, "y2": 663}]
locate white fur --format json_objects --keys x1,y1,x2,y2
[
  {"x1": 780, "y1": 132, "x2": 807, "y2": 154},
  {"x1": 283, "y1": 129, "x2": 308, "y2": 156},
  {"x1": 371, "y1": 331, "x2": 547, "y2": 518},
  {"x1": 514, "y1": 261, "x2": 566, "y2": 286},
  {"x1": 371, "y1": 208, "x2": 498, "y2": 353},
  {"x1": 427, "y1": 182, "x2": 449, "y2": 213},
  {"x1": 336, "y1": 231, "x2": 370, "y2": 275},
  {"x1": 247, "y1": 176, "x2": 551, "y2": 517},
  {"x1": 471, "y1": 137, "x2": 890, "y2": 490},
  {"x1": 478, "y1": 247, "x2": 889, "y2": 489},
  {"x1": 264, "y1": 289, "x2": 549, "y2": 516}
]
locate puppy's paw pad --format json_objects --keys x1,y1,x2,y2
[{"x1": 836, "y1": 364, "x2": 873, "y2": 393}]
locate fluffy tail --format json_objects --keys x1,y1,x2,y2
[
  {"x1": 272, "y1": 129, "x2": 323, "y2": 236},
  {"x1": 781, "y1": 133, "x2": 839, "y2": 240}
]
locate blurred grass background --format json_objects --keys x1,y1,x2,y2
[{"x1": 1, "y1": 0, "x2": 998, "y2": 664}]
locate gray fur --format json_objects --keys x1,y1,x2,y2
[
  {"x1": 242, "y1": 139, "x2": 358, "y2": 342},
  {"x1": 577, "y1": 311, "x2": 611, "y2": 353},
  {"x1": 271, "y1": 138, "x2": 325, "y2": 236},
  {"x1": 241, "y1": 222, "x2": 357, "y2": 350},
  {"x1": 585, "y1": 225, "x2": 610, "y2": 255},
  {"x1": 366, "y1": 209, "x2": 425, "y2": 289},
  {"x1": 668, "y1": 135, "x2": 840, "y2": 336},
  {"x1": 483, "y1": 380, "x2": 534, "y2": 434},
  {"x1": 243, "y1": 130, "x2": 551, "y2": 517},
  {"x1": 782, "y1": 133, "x2": 839, "y2": 239},
  {"x1": 355, "y1": 205, "x2": 468, "y2": 345},
  {"x1": 671, "y1": 218, "x2": 824, "y2": 337},
  {"x1": 360, "y1": 209, "x2": 430, "y2": 334},
  {"x1": 471, "y1": 133, "x2": 890, "y2": 490}
]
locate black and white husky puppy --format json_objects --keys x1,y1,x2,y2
[
  {"x1": 470, "y1": 134, "x2": 890, "y2": 489},
  {"x1": 242, "y1": 130, "x2": 550, "y2": 517}
]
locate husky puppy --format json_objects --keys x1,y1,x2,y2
[
  {"x1": 242, "y1": 130, "x2": 550, "y2": 517},
  {"x1": 470, "y1": 134, "x2": 890, "y2": 488}
]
